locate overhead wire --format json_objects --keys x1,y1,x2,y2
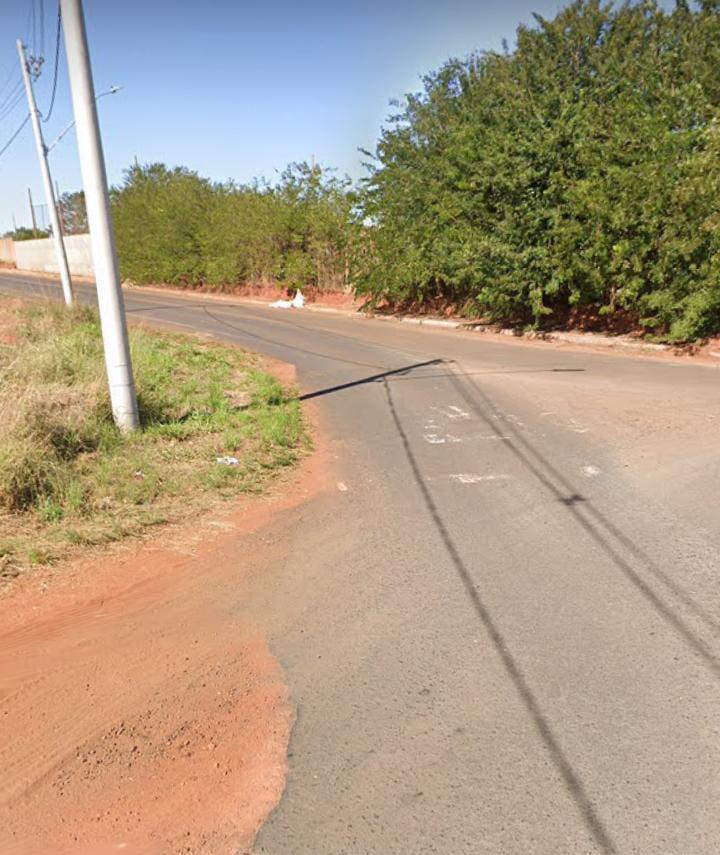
[
  {"x1": 0, "y1": 113, "x2": 30, "y2": 160},
  {"x1": 31, "y1": 0, "x2": 36, "y2": 58},
  {"x1": 42, "y1": 5, "x2": 61, "y2": 122},
  {"x1": 0, "y1": 79, "x2": 24, "y2": 113},
  {"x1": 39, "y1": 0, "x2": 45, "y2": 58},
  {"x1": 0, "y1": 63, "x2": 20, "y2": 102},
  {"x1": 0, "y1": 88, "x2": 26, "y2": 123}
]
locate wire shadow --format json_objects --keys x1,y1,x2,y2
[
  {"x1": 300, "y1": 365, "x2": 590, "y2": 400},
  {"x1": 383, "y1": 378, "x2": 618, "y2": 854},
  {"x1": 299, "y1": 359, "x2": 445, "y2": 401},
  {"x1": 444, "y1": 368, "x2": 720, "y2": 678}
]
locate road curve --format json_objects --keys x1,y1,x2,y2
[{"x1": 2, "y1": 272, "x2": 720, "y2": 854}]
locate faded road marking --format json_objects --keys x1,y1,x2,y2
[
  {"x1": 423, "y1": 433, "x2": 462, "y2": 444},
  {"x1": 449, "y1": 473, "x2": 511, "y2": 484}
]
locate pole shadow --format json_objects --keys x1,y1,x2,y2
[
  {"x1": 443, "y1": 368, "x2": 720, "y2": 677},
  {"x1": 383, "y1": 378, "x2": 618, "y2": 854}
]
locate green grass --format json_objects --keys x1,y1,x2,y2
[{"x1": 0, "y1": 297, "x2": 306, "y2": 578}]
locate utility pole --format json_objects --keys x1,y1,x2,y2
[
  {"x1": 27, "y1": 187, "x2": 37, "y2": 231},
  {"x1": 60, "y1": 0, "x2": 139, "y2": 432},
  {"x1": 17, "y1": 40, "x2": 73, "y2": 306},
  {"x1": 55, "y1": 179, "x2": 64, "y2": 235}
]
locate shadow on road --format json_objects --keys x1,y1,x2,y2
[
  {"x1": 299, "y1": 359, "x2": 445, "y2": 400},
  {"x1": 444, "y1": 368, "x2": 720, "y2": 676},
  {"x1": 300, "y1": 362, "x2": 586, "y2": 401},
  {"x1": 383, "y1": 377, "x2": 618, "y2": 854}
]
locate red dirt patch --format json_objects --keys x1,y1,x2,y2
[{"x1": 0, "y1": 393, "x2": 329, "y2": 853}]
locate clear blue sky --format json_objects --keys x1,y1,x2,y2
[{"x1": 1, "y1": 0, "x2": 588, "y2": 233}]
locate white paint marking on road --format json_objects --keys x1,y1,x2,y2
[
  {"x1": 423, "y1": 433, "x2": 463, "y2": 444},
  {"x1": 432, "y1": 404, "x2": 471, "y2": 420},
  {"x1": 473, "y1": 433, "x2": 512, "y2": 441},
  {"x1": 582, "y1": 465, "x2": 601, "y2": 478},
  {"x1": 447, "y1": 405, "x2": 470, "y2": 418},
  {"x1": 450, "y1": 473, "x2": 511, "y2": 484}
]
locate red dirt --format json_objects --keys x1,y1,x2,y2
[
  {"x1": 129, "y1": 280, "x2": 361, "y2": 311},
  {"x1": 0, "y1": 381, "x2": 329, "y2": 853}
]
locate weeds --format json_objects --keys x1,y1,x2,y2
[{"x1": 0, "y1": 298, "x2": 306, "y2": 576}]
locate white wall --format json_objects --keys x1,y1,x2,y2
[
  {"x1": 0, "y1": 237, "x2": 15, "y2": 264},
  {"x1": 14, "y1": 234, "x2": 93, "y2": 277}
]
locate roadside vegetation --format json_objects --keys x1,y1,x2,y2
[
  {"x1": 102, "y1": 1, "x2": 720, "y2": 343},
  {"x1": 0, "y1": 298, "x2": 305, "y2": 577},
  {"x1": 359, "y1": 0, "x2": 720, "y2": 342},
  {"x1": 111, "y1": 161, "x2": 355, "y2": 293}
]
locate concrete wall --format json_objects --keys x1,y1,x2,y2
[
  {"x1": 13, "y1": 234, "x2": 93, "y2": 277},
  {"x1": 0, "y1": 237, "x2": 15, "y2": 265}
]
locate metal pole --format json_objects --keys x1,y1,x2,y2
[
  {"x1": 59, "y1": 0, "x2": 139, "y2": 432},
  {"x1": 17, "y1": 40, "x2": 73, "y2": 306},
  {"x1": 27, "y1": 187, "x2": 37, "y2": 231}
]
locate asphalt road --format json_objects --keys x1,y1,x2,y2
[{"x1": 2, "y1": 272, "x2": 720, "y2": 854}]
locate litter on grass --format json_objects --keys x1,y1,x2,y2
[
  {"x1": 270, "y1": 290, "x2": 305, "y2": 309},
  {"x1": 216, "y1": 456, "x2": 240, "y2": 466}
]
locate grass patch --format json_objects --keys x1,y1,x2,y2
[{"x1": 0, "y1": 298, "x2": 306, "y2": 578}]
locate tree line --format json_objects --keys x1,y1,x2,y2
[
  {"x1": 110, "y1": 162, "x2": 355, "y2": 293},
  {"x1": 17, "y1": 1, "x2": 719, "y2": 341}
]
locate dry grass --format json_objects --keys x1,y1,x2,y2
[{"x1": 0, "y1": 298, "x2": 306, "y2": 578}]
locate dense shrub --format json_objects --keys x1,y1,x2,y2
[
  {"x1": 357, "y1": 0, "x2": 720, "y2": 340},
  {"x1": 112, "y1": 161, "x2": 355, "y2": 293}
]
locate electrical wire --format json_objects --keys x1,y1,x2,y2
[
  {"x1": 42, "y1": 4, "x2": 61, "y2": 122},
  {"x1": 31, "y1": 1, "x2": 37, "y2": 58},
  {"x1": 0, "y1": 63, "x2": 20, "y2": 102},
  {"x1": 0, "y1": 113, "x2": 30, "y2": 160},
  {"x1": 0, "y1": 89, "x2": 26, "y2": 124},
  {"x1": 39, "y1": 0, "x2": 45, "y2": 58},
  {"x1": 0, "y1": 76, "x2": 23, "y2": 102},
  {"x1": 0, "y1": 79, "x2": 24, "y2": 114}
]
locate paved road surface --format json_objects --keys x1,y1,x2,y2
[{"x1": 2, "y1": 272, "x2": 720, "y2": 854}]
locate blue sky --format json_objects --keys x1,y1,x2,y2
[{"x1": 1, "y1": 0, "x2": 581, "y2": 233}]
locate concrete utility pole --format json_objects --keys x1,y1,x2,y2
[
  {"x1": 27, "y1": 187, "x2": 37, "y2": 231},
  {"x1": 17, "y1": 40, "x2": 73, "y2": 306},
  {"x1": 55, "y1": 179, "x2": 64, "y2": 235},
  {"x1": 60, "y1": 0, "x2": 139, "y2": 432}
]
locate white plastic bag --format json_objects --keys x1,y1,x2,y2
[{"x1": 270, "y1": 289, "x2": 305, "y2": 309}]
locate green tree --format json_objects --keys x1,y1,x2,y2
[
  {"x1": 356, "y1": 0, "x2": 720, "y2": 340},
  {"x1": 112, "y1": 163, "x2": 214, "y2": 284}
]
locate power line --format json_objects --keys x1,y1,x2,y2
[
  {"x1": 0, "y1": 63, "x2": 20, "y2": 102},
  {"x1": 0, "y1": 113, "x2": 30, "y2": 160},
  {"x1": 31, "y1": 0, "x2": 37, "y2": 57},
  {"x1": 42, "y1": 5, "x2": 62, "y2": 122},
  {"x1": 40, "y1": 0, "x2": 46, "y2": 58},
  {"x1": 0, "y1": 79, "x2": 24, "y2": 114},
  {"x1": 0, "y1": 88, "x2": 27, "y2": 123}
]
